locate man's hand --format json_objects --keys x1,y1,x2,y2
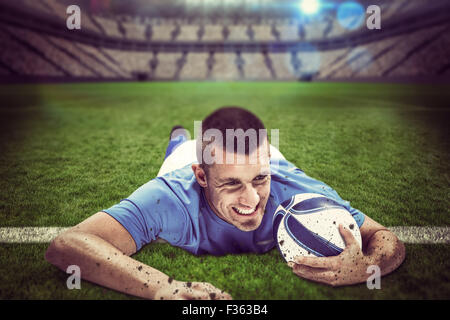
[
  {"x1": 154, "y1": 280, "x2": 233, "y2": 300},
  {"x1": 288, "y1": 224, "x2": 370, "y2": 287},
  {"x1": 46, "y1": 212, "x2": 233, "y2": 300}
]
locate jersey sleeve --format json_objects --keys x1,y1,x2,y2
[
  {"x1": 319, "y1": 184, "x2": 366, "y2": 228},
  {"x1": 273, "y1": 159, "x2": 366, "y2": 228},
  {"x1": 103, "y1": 178, "x2": 191, "y2": 251},
  {"x1": 306, "y1": 178, "x2": 365, "y2": 228}
]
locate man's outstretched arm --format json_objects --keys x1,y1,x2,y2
[
  {"x1": 289, "y1": 215, "x2": 406, "y2": 287},
  {"x1": 45, "y1": 211, "x2": 232, "y2": 300}
]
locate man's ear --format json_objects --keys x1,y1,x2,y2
[{"x1": 192, "y1": 164, "x2": 208, "y2": 188}]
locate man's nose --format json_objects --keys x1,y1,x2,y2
[{"x1": 239, "y1": 185, "x2": 260, "y2": 208}]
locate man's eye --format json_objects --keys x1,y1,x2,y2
[
  {"x1": 254, "y1": 175, "x2": 267, "y2": 181},
  {"x1": 225, "y1": 181, "x2": 239, "y2": 186}
]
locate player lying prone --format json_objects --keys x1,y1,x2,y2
[{"x1": 45, "y1": 106, "x2": 405, "y2": 299}]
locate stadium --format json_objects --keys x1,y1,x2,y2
[{"x1": 0, "y1": 0, "x2": 449, "y2": 301}]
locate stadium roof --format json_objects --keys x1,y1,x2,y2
[{"x1": 60, "y1": 0, "x2": 385, "y2": 18}]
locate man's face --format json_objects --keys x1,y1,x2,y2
[{"x1": 197, "y1": 144, "x2": 271, "y2": 231}]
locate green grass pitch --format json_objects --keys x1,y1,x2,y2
[{"x1": 0, "y1": 82, "x2": 449, "y2": 299}]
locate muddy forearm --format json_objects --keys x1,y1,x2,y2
[{"x1": 45, "y1": 231, "x2": 170, "y2": 299}]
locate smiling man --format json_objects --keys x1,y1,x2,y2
[
  {"x1": 45, "y1": 106, "x2": 405, "y2": 299},
  {"x1": 192, "y1": 114, "x2": 273, "y2": 233}
]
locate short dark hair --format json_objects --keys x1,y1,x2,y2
[{"x1": 196, "y1": 106, "x2": 268, "y2": 170}]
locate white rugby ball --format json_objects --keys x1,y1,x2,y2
[{"x1": 273, "y1": 193, "x2": 362, "y2": 263}]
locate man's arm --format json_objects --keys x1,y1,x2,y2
[
  {"x1": 288, "y1": 215, "x2": 406, "y2": 287},
  {"x1": 45, "y1": 211, "x2": 232, "y2": 299}
]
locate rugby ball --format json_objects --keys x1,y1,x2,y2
[{"x1": 273, "y1": 193, "x2": 362, "y2": 263}]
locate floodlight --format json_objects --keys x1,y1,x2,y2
[{"x1": 300, "y1": 0, "x2": 320, "y2": 15}]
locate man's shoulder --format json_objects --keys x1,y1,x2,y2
[
  {"x1": 128, "y1": 164, "x2": 201, "y2": 210},
  {"x1": 270, "y1": 158, "x2": 305, "y2": 180},
  {"x1": 104, "y1": 165, "x2": 202, "y2": 251},
  {"x1": 269, "y1": 158, "x2": 332, "y2": 203}
]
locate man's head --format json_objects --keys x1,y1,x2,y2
[{"x1": 192, "y1": 106, "x2": 271, "y2": 232}]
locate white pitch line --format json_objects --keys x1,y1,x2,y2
[
  {"x1": 0, "y1": 227, "x2": 169, "y2": 244},
  {"x1": 389, "y1": 226, "x2": 450, "y2": 244},
  {"x1": 0, "y1": 226, "x2": 449, "y2": 244},
  {"x1": 0, "y1": 227, "x2": 70, "y2": 243}
]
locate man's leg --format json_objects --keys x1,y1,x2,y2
[
  {"x1": 158, "y1": 126, "x2": 196, "y2": 177},
  {"x1": 164, "y1": 126, "x2": 190, "y2": 160}
]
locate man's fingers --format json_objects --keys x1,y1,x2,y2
[
  {"x1": 292, "y1": 264, "x2": 325, "y2": 274},
  {"x1": 154, "y1": 280, "x2": 232, "y2": 300},
  {"x1": 181, "y1": 290, "x2": 230, "y2": 300},
  {"x1": 213, "y1": 291, "x2": 233, "y2": 300},
  {"x1": 292, "y1": 255, "x2": 337, "y2": 269},
  {"x1": 190, "y1": 282, "x2": 233, "y2": 300},
  {"x1": 339, "y1": 224, "x2": 357, "y2": 247},
  {"x1": 292, "y1": 264, "x2": 335, "y2": 284},
  {"x1": 202, "y1": 289, "x2": 233, "y2": 300}
]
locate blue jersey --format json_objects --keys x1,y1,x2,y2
[{"x1": 104, "y1": 159, "x2": 365, "y2": 255}]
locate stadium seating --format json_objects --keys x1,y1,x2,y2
[
  {"x1": 1, "y1": 0, "x2": 449, "y2": 82},
  {"x1": 201, "y1": 25, "x2": 224, "y2": 42},
  {"x1": 387, "y1": 25, "x2": 450, "y2": 77},
  {"x1": 177, "y1": 25, "x2": 202, "y2": 41},
  {"x1": 93, "y1": 15, "x2": 124, "y2": 39},
  {"x1": 0, "y1": 27, "x2": 64, "y2": 77},
  {"x1": 122, "y1": 18, "x2": 148, "y2": 41},
  {"x1": 9, "y1": 25, "x2": 96, "y2": 78},
  {"x1": 178, "y1": 53, "x2": 210, "y2": 80},
  {"x1": 75, "y1": 43, "x2": 130, "y2": 78},
  {"x1": 252, "y1": 25, "x2": 274, "y2": 41}
]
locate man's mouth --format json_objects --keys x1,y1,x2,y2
[{"x1": 232, "y1": 204, "x2": 259, "y2": 216}]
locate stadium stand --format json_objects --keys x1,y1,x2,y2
[
  {"x1": 152, "y1": 22, "x2": 177, "y2": 41},
  {"x1": 268, "y1": 53, "x2": 296, "y2": 80},
  {"x1": 7, "y1": 25, "x2": 96, "y2": 78},
  {"x1": 384, "y1": 24, "x2": 450, "y2": 78},
  {"x1": 0, "y1": 0, "x2": 449, "y2": 82},
  {"x1": 93, "y1": 15, "x2": 123, "y2": 39},
  {"x1": 22, "y1": 0, "x2": 54, "y2": 16},
  {"x1": 177, "y1": 24, "x2": 201, "y2": 42},
  {"x1": 318, "y1": 23, "x2": 450, "y2": 80},
  {"x1": 75, "y1": 43, "x2": 129, "y2": 78},
  {"x1": 121, "y1": 18, "x2": 148, "y2": 41},
  {"x1": 227, "y1": 25, "x2": 251, "y2": 42},
  {"x1": 0, "y1": 27, "x2": 65, "y2": 77},
  {"x1": 153, "y1": 52, "x2": 185, "y2": 80},
  {"x1": 178, "y1": 53, "x2": 209, "y2": 80},
  {"x1": 201, "y1": 24, "x2": 224, "y2": 42},
  {"x1": 252, "y1": 24, "x2": 273, "y2": 41},
  {"x1": 303, "y1": 18, "x2": 329, "y2": 41},
  {"x1": 241, "y1": 53, "x2": 272, "y2": 80},
  {"x1": 207, "y1": 53, "x2": 239, "y2": 80}
]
